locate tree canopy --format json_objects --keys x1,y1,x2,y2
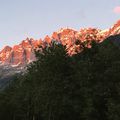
[{"x1": 0, "y1": 35, "x2": 120, "y2": 120}]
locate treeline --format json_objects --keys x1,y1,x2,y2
[{"x1": 0, "y1": 35, "x2": 120, "y2": 120}]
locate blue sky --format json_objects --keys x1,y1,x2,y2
[{"x1": 0, "y1": 0, "x2": 120, "y2": 49}]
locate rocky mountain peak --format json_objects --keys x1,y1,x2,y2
[{"x1": 0, "y1": 20, "x2": 120, "y2": 66}]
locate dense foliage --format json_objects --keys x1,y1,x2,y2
[{"x1": 0, "y1": 35, "x2": 120, "y2": 120}]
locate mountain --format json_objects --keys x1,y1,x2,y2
[
  {"x1": 0, "y1": 20, "x2": 120, "y2": 88},
  {"x1": 0, "y1": 20, "x2": 120, "y2": 67}
]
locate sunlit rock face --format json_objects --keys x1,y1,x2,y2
[
  {"x1": 0, "y1": 20, "x2": 120, "y2": 66},
  {"x1": 0, "y1": 46, "x2": 12, "y2": 62},
  {"x1": 0, "y1": 38, "x2": 41, "y2": 66}
]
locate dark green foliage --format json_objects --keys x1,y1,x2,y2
[{"x1": 0, "y1": 35, "x2": 120, "y2": 120}]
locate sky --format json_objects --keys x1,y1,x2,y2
[{"x1": 0, "y1": 0, "x2": 120, "y2": 49}]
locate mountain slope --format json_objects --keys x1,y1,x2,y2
[{"x1": 0, "y1": 20, "x2": 120, "y2": 67}]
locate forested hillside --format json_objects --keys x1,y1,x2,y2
[{"x1": 0, "y1": 35, "x2": 120, "y2": 120}]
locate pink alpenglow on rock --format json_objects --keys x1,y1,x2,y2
[{"x1": 0, "y1": 20, "x2": 120, "y2": 66}]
